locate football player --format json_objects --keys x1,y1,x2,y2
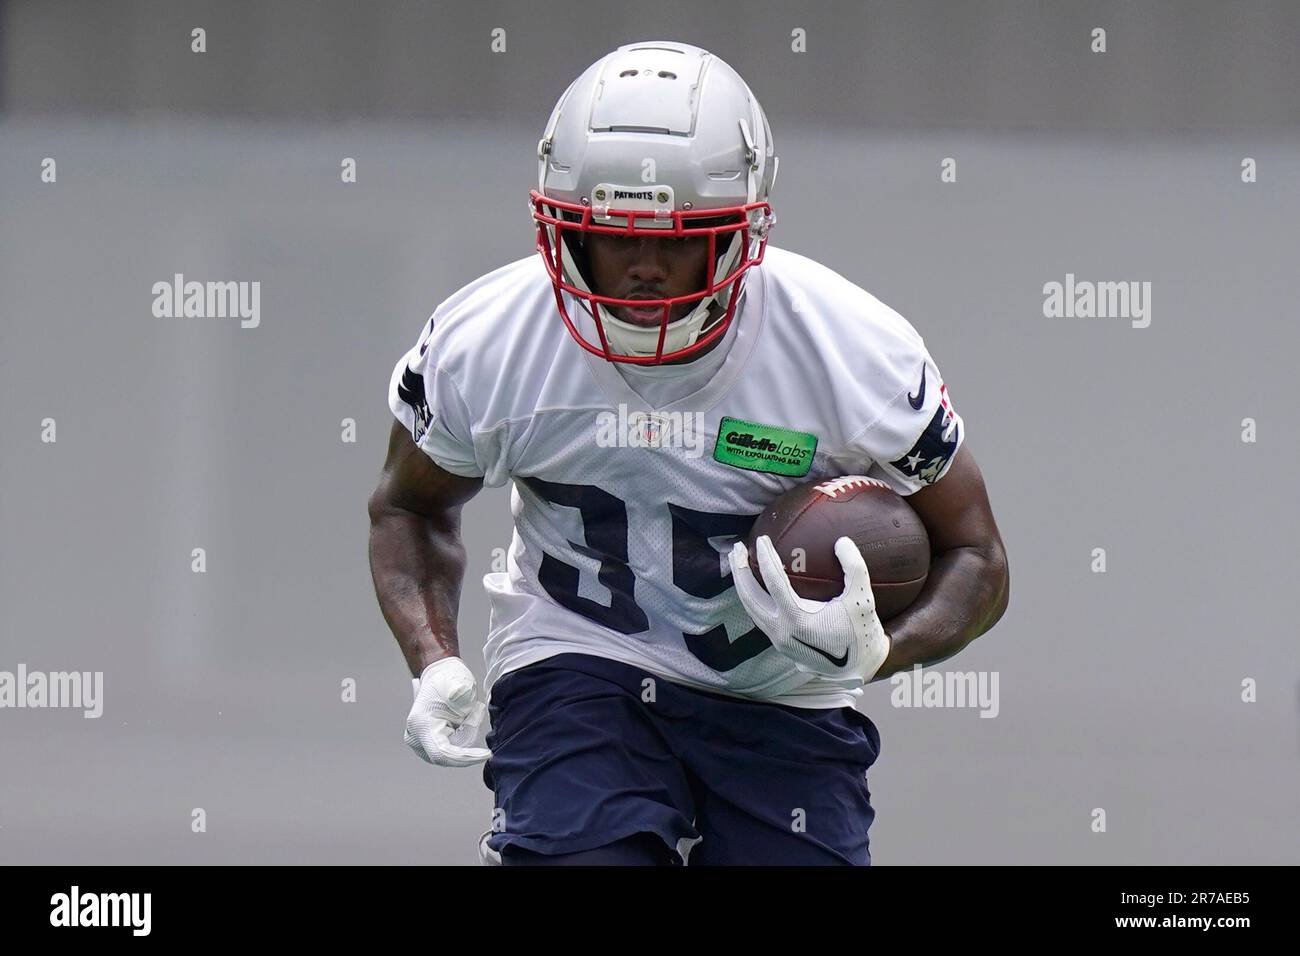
[{"x1": 369, "y1": 40, "x2": 1009, "y2": 865}]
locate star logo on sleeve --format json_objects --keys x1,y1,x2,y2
[{"x1": 890, "y1": 399, "x2": 960, "y2": 485}]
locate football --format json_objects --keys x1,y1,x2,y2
[{"x1": 745, "y1": 475, "x2": 931, "y2": 620}]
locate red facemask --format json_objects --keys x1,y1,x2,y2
[{"x1": 531, "y1": 190, "x2": 774, "y2": 365}]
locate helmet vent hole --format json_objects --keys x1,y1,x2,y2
[
  {"x1": 657, "y1": 71, "x2": 677, "y2": 80},
  {"x1": 619, "y1": 70, "x2": 638, "y2": 78}
]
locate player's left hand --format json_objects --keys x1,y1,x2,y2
[{"x1": 729, "y1": 535, "x2": 891, "y2": 685}]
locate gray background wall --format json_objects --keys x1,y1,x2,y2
[{"x1": 1, "y1": 0, "x2": 1297, "y2": 864}]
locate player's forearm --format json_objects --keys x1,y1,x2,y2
[
  {"x1": 368, "y1": 505, "x2": 469, "y2": 676},
  {"x1": 871, "y1": 544, "x2": 1008, "y2": 682}
]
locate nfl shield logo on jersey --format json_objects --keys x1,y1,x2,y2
[{"x1": 638, "y1": 415, "x2": 663, "y2": 448}]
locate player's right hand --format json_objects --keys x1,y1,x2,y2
[
  {"x1": 730, "y1": 535, "x2": 891, "y2": 686},
  {"x1": 404, "y1": 656, "x2": 492, "y2": 767}
]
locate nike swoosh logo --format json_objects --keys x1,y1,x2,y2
[
  {"x1": 791, "y1": 636, "x2": 849, "y2": 668},
  {"x1": 908, "y1": 363, "x2": 927, "y2": 410}
]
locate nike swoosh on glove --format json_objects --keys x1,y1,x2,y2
[
  {"x1": 404, "y1": 656, "x2": 492, "y2": 767},
  {"x1": 729, "y1": 535, "x2": 892, "y2": 685}
]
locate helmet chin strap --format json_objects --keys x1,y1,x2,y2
[{"x1": 598, "y1": 301, "x2": 708, "y2": 357}]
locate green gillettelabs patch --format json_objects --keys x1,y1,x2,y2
[{"x1": 712, "y1": 416, "x2": 819, "y2": 476}]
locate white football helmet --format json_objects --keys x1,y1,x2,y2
[{"x1": 531, "y1": 40, "x2": 778, "y2": 364}]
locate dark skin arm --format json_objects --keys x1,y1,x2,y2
[
  {"x1": 368, "y1": 420, "x2": 484, "y2": 677},
  {"x1": 871, "y1": 442, "x2": 1009, "y2": 681}
]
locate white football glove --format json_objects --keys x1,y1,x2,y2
[
  {"x1": 729, "y1": 535, "x2": 891, "y2": 685},
  {"x1": 404, "y1": 656, "x2": 492, "y2": 767}
]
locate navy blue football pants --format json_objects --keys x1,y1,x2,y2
[{"x1": 481, "y1": 653, "x2": 881, "y2": 865}]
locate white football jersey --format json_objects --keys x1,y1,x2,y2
[{"x1": 388, "y1": 246, "x2": 965, "y2": 709}]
